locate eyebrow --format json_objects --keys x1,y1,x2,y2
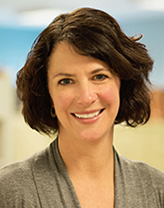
[
  {"x1": 90, "y1": 68, "x2": 109, "y2": 74},
  {"x1": 53, "y1": 73, "x2": 76, "y2": 79},
  {"x1": 53, "y1": 68, "x2": 109, "y2": 79}
]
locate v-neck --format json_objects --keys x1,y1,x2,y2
[
  {"x1": 51, "y1": 138, "x2": 82, "y2": 208},
  {"x1": 39, "y1": 138, "x2": 163, "y2": 208},
  {"x1": 52, "y1": 138, "x2": 115, "y2": 208}
]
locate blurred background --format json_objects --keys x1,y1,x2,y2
[{"x1": 0, "y1": 0, "x2": 164, "y2": 171}]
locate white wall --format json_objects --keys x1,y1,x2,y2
[{"x1": 0, "y1": 72, "x2": 15, "y2": 165}]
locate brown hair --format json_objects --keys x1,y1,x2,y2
[{"x1": 16, "y1": 7, "x2": 154, "y2": 136}]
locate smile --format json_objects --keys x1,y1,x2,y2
[{"x1": 73, "y1": 109, "x2": 104, "y2": 119}]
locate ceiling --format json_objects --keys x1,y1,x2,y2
[
  {"x1": 0, "y1": 0, "x2": 132, "y2": 26},
  {"x1": 0, "y1": 0, "x2": 164, "y2": 26},
  {"x1": 0, "y1": 0, "x2": 136, "y2": 12},
  {"x1": 0, "y1": 0, "x2": 164, "y2": 12}
]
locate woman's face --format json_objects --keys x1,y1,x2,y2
[{"x1": 48, "y1": 42, "x2": 120, "y2": 142}]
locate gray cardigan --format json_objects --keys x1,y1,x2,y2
[{"x1": 0, "y1": 138, "x2": 164, "y2": 207}]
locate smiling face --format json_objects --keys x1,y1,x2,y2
[{"x1": 48, "y1": 42, "x2": 120, "y2": 143}]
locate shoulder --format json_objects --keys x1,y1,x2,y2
[
  {"x1": 114, "y1": 148, "x2": 164, "y2": 207},
  {"x1": 0, "y1": 146, "x2": 50, "y2": 207},
  {"x1": 0, "y1": 156, "x2": 34, "y2": 189},
  {"x1": 0, "y1": 143, "x2": 52, "y2": 185},
  {"x1": 118, "y1": 152, "x2": 164, "y2": 185}
]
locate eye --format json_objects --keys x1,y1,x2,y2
[
  {"x1": 93, "y1": 74, "x2": 108, "y2": 81},
  {"x1": 59, "y1": 78, "x2": 73, "y2": 85}
]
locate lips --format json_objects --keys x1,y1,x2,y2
[{"x1": 72, "y1": 109, "x2": 104, "y2": 119}]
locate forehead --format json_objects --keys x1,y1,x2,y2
[
  {"x1": 48, "y1": 42, "x2": 112, "y2": 73},
  {"x1": 49, "y1": 42, "x2": 78, "y2": 64}
]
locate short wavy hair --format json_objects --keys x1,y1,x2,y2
[{"x1": 16, "y1": 7, "x2": 154, "y2": 136}]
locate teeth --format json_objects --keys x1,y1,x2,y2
[{"x1": 74, "y1": 110, "x2": 101, "y2": 119}]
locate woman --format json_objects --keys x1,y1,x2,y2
[{"x1": 0, "y1": 7, "x2": 163, "y2": 208}]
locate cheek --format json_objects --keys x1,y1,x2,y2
[
  {"x1": 100, "y1": 85, "x2": 120, "y2": 106},
  {"x1": 52, "y1": 91, "x2": 74, "y2": 112}
]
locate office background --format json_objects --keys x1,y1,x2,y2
[{"x1": 0, "y1": 0, "x2": 164, "y2": 171}]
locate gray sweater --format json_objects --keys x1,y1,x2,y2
[{"x1": 0, "y1": 138, "x2": 164, "y2": 207}]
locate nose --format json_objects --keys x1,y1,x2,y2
[{"x1": 75, "y1": 81, "x2": 97, "y2": 106}]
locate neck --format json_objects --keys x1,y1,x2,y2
[{"x1": 58, "y1": 132, "x2": 114, "y2": 179}]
